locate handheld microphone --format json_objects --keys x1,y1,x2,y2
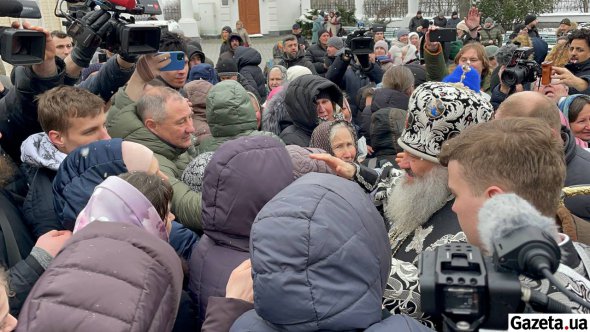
[
  {"x1": 0, "y1": 1, "x2": 24, "y2": 17},
  {"x1": 477, "y1": 193, "x2": 561, "y2": 279}
]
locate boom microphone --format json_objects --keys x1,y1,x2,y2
[
  {"x1": 477, "y1": 193, "x2": 561, "y2": 279},
  {"x1": 0, "y1": 1, "x2": 24, "y2": 17}
]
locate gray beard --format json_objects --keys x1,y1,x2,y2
[{"x1": 384, "y1": 165, "x2": 451, "y2": 244}]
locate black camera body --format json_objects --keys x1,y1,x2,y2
[
  {"x1": 0, "y1": 0, "x2": 46, "y2": 65},
  {"x1": 60, "y1": 0, "x2": 161, "y2": 55},
  {"x1": 345, "y1": 28, "x2": 374, "y2": 55},
  {"x1": 420, "y1": 243, "x2": 523, "y2": 331},
  {"x1": 501, "y1": 47, "x2": 541, "y2": 87}
]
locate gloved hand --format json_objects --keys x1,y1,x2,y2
[
  {"x1": 70, "y1": 10, "x2": 113, "y2": 68},
  {"x1": 335, "y1": 47, "x2": 353, "y2": 62},
  {"x1": 356, "y1": 53, "x2": 370, "y2": 69}
]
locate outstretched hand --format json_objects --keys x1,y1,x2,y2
[{"x1": 309, "y1": 153, "x2": 355, "y2": 180}]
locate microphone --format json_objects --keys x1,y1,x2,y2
[
  {"x1": 0, "y1": 1, "x2": 24, "y2": 17},
  {"x1": 477, "y1": 193, "x2": 561, "y2": 279}
]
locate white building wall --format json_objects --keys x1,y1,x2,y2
[{"x1": 195, "y1": 0, "x2": 303, "y2": 36}]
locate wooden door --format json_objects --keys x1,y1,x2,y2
[{"x1": 238, "y1": 0, "x2": 261, "y2": 34}]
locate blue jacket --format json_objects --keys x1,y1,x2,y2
[
  {"x1": 230, "y1": 173, "x2": 429, "y2": 332},
  {"x1": 53, "y1": 139, "x2": 127, "y2": 230}
]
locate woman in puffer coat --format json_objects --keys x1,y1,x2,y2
[
  {"x1": 234, "y1": 46, "x2": 268, "y2": 103},
  {"x1": 188, "y1": 136, "x2": 294, "y2": 326},
  {"x1": 280, "y1": 75, "x2": 343, "y2": 147},
  {"x1": 17, "y1": 174, "x2": 183, "y2": 332},
  {"x1": 200, "y1": 173, "x2": 431, "y2": 332}
]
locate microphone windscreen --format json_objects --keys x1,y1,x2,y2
[
  {"x1": 0, "y1": 1, "x2": 23, "y2": 17},
  {"x1": 477, "y1": 193, "x2": 559, "y2": 254}
]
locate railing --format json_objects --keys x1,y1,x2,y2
[
  {"x1": 363, "y1": 0, "x2": 407, "y2": 20},
  {"x1": 310, "y1": 0, "x2": 355, "y2": 13}
]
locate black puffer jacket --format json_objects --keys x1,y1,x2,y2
[
  {"x1": 305, "y1": 43, "x2": 327, "y2": 75},
  {"x1": 563, "y1": 126, "x2": 590, "y2": 221},
  {"x1": 234, "y1": 46, "x2": 268, "y2": 102},
  {"x1": 363, "y1": 108, "x2": 407, "y2": 169},
  {"x1": 359, "y1": 88, "x2": 410, "y2": 146},
  {"x1": 280, "y1": 75, "x2": 343, "y2": 147}
]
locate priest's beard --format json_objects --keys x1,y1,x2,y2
[{"x1": 384, "y1": 165, "x2": 451, "y2": 244}]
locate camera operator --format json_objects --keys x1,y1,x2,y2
[
  {"x1": 552, "y1": 29, "x2": 590, "y2": 95},
  {"x1": 439, "y1": 117, "x2": 590, "y2": 313},
  {"x1": 325, "y1": 32, "x2": 383, "y2": 124},
  {"x1": 0, "y1": 21, "x2": 80, "y2": 163},
  {"x1": 61, "y1": 10, "x2": 138, "y2": 102}
]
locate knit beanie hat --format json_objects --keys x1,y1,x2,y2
[
  {"x1": 396, "y1": 28, "x2": 409, "y2": 39},
  {"x1": 181, "y1": 152, "x2": 215, "y2": 192},
  {"x1": 524, "y1": 14, "x2": 536, "y2": 26},
  {"x1": 286, "y1": 65, "x2": 312, "y2": 82},
  {"x1": 408, "y1": 32, "x2": 419, "y2": 41},
  {"x1": 398, "y1": 82, "x2": 494, "y2": 163},
  {"x1": 485, "y1": 17, "x2": 494, "y2": 24},
  {"x1": 216, "y1": 58, "x2": 238, "y2": 77},
  {"x1": 374, "y1": 40, "x2": 388, "y2": 52},
  {"x1": 327, "y1": 36, "x2": 344, "y2": 50},
  {"x1": 485, "y1": 45, "x2": 499, "y2": 59},
  {"x1": 318, "y1": 29, "x2": 330, "y2": 38},
  {"x1": 285, "y1": 145, "x2": 334, "y2": 179},
  {"x1": 222, "y1": 26, "x2": 232, "y2": 33}
]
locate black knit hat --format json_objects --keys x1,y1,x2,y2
[
  {"x1": 216, "y1": 58, "x2": 238, "y2": 77},
  {"x1": 524, "y1": 14, "x2": 536, "y2": 26}
]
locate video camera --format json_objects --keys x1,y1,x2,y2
[
  {"x1": 345, "y1": 28, "x2": 374, "y2": 55},
  {"x1": 420, "y1": 225, "x2": 571, "y2": 332},
  {"x1": 57, "y1": 0, "x2": 162, "y2": 55},
  {"x1": 0, "y1": 0, "x2": 46, "y2": 65},
  {"x1": 501, "y1": 47, "x2": 541, "y2": 87}
]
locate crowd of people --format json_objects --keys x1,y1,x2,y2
[{"x1": 0, "y1": 4, "x2": 589, "y2": 331}]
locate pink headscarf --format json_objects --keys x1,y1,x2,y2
[{"x1": 73, "y1": 176, "x2": 168, "y2": 241}]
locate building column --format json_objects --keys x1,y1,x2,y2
[
  {"x1": 178, "y1": 0, "x2": 200, "y2": 39},
  {"x1": 355, "y1": 0, "x2": 364, "y2": 21},
  {"x1": 407, "y1": 0, "x2": 418, "y2": 18}
]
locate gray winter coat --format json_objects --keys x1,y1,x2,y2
[{"x1": 229, "y1": 173, "x2": 431, "y2": 332}]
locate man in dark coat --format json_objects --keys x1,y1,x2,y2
[
  {"x1": 326, "y1": 47, "x2": 383, "y2": 124},
  {"x1": 217, "y1": 33, "x2": 244, "y2": 63},
  {"x1": 305, "y1": 29, "x2": 330, "y2": 76},
  {"x1": 446, "y1": 11, "x2": 460, "y2": 28},
  {"x1": 280, "y1": 75, "x2": 343, "y2": 147},
  {"x1": 291, "y1": 23, "x2": 310, "y2": 51},
  {"x1": 433, "y1": 12, "x2": 447, "y2": 28},
  {"x1": 553, "y1": 29, "x2": 590, "y2": 95},
  {"x1": 408, "y1": 10, "x2": 423, "y2": 32},
  {"x1": 276, "y1": 35, "x2": 317, "y2": 74}
]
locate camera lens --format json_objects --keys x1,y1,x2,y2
[{"x1": 177, "y1": 53, "x2": 183, "y2": 60}]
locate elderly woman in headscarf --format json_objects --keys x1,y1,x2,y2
[{"x1": 310, "y1": 120, "x2": 358, "y2": 163}]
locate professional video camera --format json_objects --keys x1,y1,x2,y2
[
  {"x1": 56, "y1": 0, "x2": 162, "y2": 55},
  {"x1": 0, "y1": 0, "x2": 46, "y2": 65},
  {"x1": 501, "y1": 47, "x2": 541, "y2": 87},
  {"x1": 420, "y1": 224, "x2": 582, "y2": 332},
  {"x1": 345, "y1": 28, "x2": 374, "y2": 55}
]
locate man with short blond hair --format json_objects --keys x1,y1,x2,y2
[
  {"x1": 439, "y1": 117, "x2": 590, "y2": 313},
  {"x1": 21, "y1": 86, "x2": 110, "y2": 238}
]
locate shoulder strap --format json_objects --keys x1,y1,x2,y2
[{"x1": 0, "y1": 209, "x2": 22, "y2": 267}]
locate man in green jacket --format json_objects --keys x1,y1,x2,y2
[
  {"x1": 107, "y1": 54, "x2": 202, "y2": 232},
  {"x1": 480, "y1": 17, "x2": 503, "y2": 46}
]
